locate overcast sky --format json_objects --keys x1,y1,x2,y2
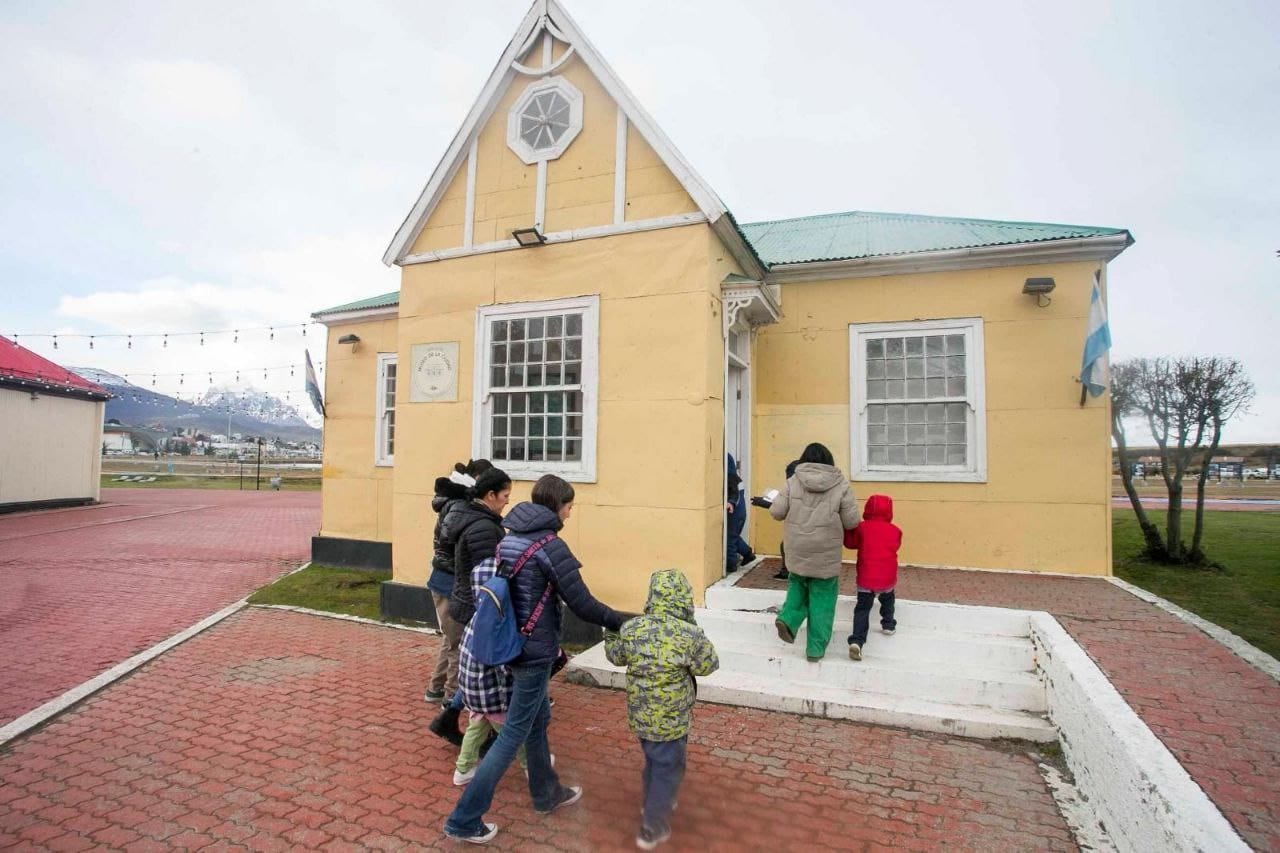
[{"x1": 1, "y1": 0, "x2": 1276, "y2": 441}]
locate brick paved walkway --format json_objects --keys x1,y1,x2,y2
[
  {"x1": 738, "y1": 560, "x2": 1280, "y2": 850},
  {"x1": 0, "y1": 488, "x2": 319, "y2": 727},
  {"x1": 0, "y1": 608, "x2": 1075, "y2": 852}
]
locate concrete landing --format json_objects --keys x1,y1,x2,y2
[{"x1": 567, "y1": 595, "x2": 1054, "y2": 742}]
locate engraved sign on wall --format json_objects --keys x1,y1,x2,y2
[{"x1": 410, "y1": 342, "x2": 459, "y2": 402}]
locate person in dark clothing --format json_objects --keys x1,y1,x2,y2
[
  {"x1": 424, "y1": 465, "x2": 474, "y2": 703},
  {"x1": 445, "y1": 475, "x2": 627, "y2": 845},
  {"x1": 428, "y1": 465, "x2": 510, "y2": 747},
  {"x1": 725, "y1": 454, "x2": 755, "y2": 572}
]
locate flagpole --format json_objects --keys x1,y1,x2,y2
[{"x1": 1079, "y1": 382, "x2": 1088, "y2": 407}]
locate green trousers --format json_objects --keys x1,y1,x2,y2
[
  {"x1": 777, "y1": 574, "x2": 839, "y2": 659},
  {"x1": 456, "y1": 715, "x2": 526, "y2": 774}
]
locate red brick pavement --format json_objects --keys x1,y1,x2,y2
[
  {"x1": 0, "y1": 488, "x2": 319, "y2": 727},
  {"x1": 0, "y1": 608, "x2": 1076, "y2": 852},
  {"x1": 739, "y1": 560, "x2": 1280, "y2": 850}
]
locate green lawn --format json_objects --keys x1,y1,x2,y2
[
  {"x1": 1113, "y1": 509, "x2": 1280, "y2": 659},
  {"x1": 248, "y1": 565, "x2": 391, "y2": 621}
]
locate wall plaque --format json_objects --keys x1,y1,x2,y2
[{"x1": 410, "y1": 342, "x2": 459, "y2": 402}]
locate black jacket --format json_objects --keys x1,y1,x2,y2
[
  {"x1": 447, "y1": 500, "x2": 505, "y2": 625},
  {"x1": 428, "y1": 478, "x2": 470, "y2": 597},
  {"x1": 498, "y1": 502, "x2": 625, "y2": 665}
]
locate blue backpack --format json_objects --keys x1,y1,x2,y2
[{"x1": 468, "y1": 534, "x2": 556, "y2": 666}]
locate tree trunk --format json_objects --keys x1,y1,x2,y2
[
  {"x1": 1166, "y1": 479, "x2": 1185, "y2": 561},
  {"x1": 1190, "y1": 425, "x2": 1222, "y2": 563},
  {"x1": 1112, "y1": 412, "x2": 1165, "y2": 557}
]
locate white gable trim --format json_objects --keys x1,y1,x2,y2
[{"x1": 381, "y1": 0, "x2": 764, "y2": 278}]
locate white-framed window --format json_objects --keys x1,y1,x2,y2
[
  {"x1": 473, "y1": 295, "x2": 599, "y2": 482},
  {"x1": 506, "y1": 76, "x2": 584, "y2": 165},
  {"x1": 375, "y1": 353, "x2": 397, "y2": 466},
  {"x1": 849, "y1": 318, "x2": 986, "y2": 483}
]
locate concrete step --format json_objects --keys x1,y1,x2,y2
[
  {"x1": 567, "y1": 639, "x2": 1055, "y2": 742},
  {"x1": 694, "y1": 608, "x2": 1035, "y2": 672}
]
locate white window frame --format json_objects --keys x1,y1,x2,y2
[
  {"x1": 472, "y1": 294, "x2": 600, "y2": 483},
  {"x1": 849, "y1": 318, "x2": 987, "y2": 483},
  {"x1": 375, "y1": 353, "x2": 397, "y2": 467},
  {"x1": 506, "y1": 76, "x2": 585, "y2": 165}
]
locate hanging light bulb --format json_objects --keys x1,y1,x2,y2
[
  {"x1": 269, "y1": 327, "x2": 275, "y2": 341},
  {"x1": 127, "y1": 335, "x2": 132, "y2": 349},
  {"x1": 89, "y1": 336, "x2": 94, "y2": 350},
  {"x1": 234, "y1": 329, "x2": 239, "y2": 343},
  {"x1": 152, "y1": 374, "x2": 156, "y2": 387},
  {"x1": 53, "y1": 335, "x2": 58, "y2": 349},
  {"x1": 200, "y1": 332, "x2": 205, "y2": 346},
  {"x1": 235, "y1": 371, "x2": 240, "y2": 382},
  {"x1": 263, "y1": 368, "x2": 268, "y2": 380},
  {"x1": 179, "y1": 374, "x2": 184, "y2": 385},
  {"x1": 301, "y1": 324, "x2": 306, "y2": 338},
  {"x1": 290, "y1": 365, "x2": 295, "y2": 377},
  {"x1": 163, "y1": 334, "x2": 168, "y2": 348},
  {"x1": 208, "y1": 372, "x2": 213, "y2": 384}
]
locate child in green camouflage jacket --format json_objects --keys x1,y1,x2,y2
[{"x1": 605, "y1": 570, "x2": 719, "y2": 850}]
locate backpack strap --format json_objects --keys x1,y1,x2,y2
[{"x1": 500, "y1": 533, "x2": 558, "y2": 637}]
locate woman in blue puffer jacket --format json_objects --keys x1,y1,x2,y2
[{"x1": 444, "y1": 475, "x2": 626, "y2": 845}]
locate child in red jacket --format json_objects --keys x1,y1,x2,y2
[{"x1": 842, "y1": 494, "x2": 901, "y2": 661}]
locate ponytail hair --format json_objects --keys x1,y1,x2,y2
[{"x1": 469, "y1": 467, "x2": 511, "y2": 501}]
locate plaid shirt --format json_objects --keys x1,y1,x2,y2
[{"x1": 458, "y1": 557, "x2": 514, "y2": 715}]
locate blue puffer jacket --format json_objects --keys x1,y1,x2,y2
[{"x1": 499, "y1": 502, "x2": 625, "y2": 665}]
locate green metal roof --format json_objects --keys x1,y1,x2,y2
[
  {"x1": 739, "y1": 209, "x2": 1131, "y2": 266},
  {"x1": 312, "y1": 290, "x2": 400, "y2": 317}
]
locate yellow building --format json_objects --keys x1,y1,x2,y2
[{"x1": 312, "y1": 0, "x2": 1132, "y2": 627}]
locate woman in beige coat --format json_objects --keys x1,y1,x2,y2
[{"x1": 769, "y1": 443, "x2": 859, "y2": 661}]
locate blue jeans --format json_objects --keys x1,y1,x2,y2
[
  {"x1": 444, "y1": 661, "x2": 559, "y2": 836},
  {"x1": 449, "y1": 688, "x2": 463, "y2": 712},
  {"x1": 848, "y1": 589, "x2": 896, "y2": 645},
  {"x1": 726, "y1": 490, "x2": 748, "y2": 569},
  {"x1": 641, "y1": 737, "x2": 686, "y2": 834}
]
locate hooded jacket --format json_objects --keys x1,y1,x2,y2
[
  {"x1": 446, "y1": 501, "x2": 505, "y2": 626},
  {"x1": 604, "y1": 570, "x2": 719, "y2": 742},
  {"x1": 427, "y1": 476, "x2": 470, "y2": 598},
  {"x1": 769, "y1": 462, "x2": 858, "y2": 579},
  {"x1": 844, "y1": 494, "x2": 901, "y2": 592},
  {"x1": 498, "y1": 502, "x2": 625, "y2": 666}
]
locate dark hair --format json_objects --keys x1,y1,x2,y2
[
  {"x1": 469, "y1": 467, "x2": 511, "y2": 501},
  {"x1": 531, "y1": 474, "x2": 575, "y2": 513},
  {"x1": 799, "y1": 442, "x2": 834, "y2": 466},
  {"x1": 457, "y1": 459, "x2": 493, "y2": 478}
]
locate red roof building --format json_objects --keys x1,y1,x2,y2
[{"x1": 0, "y1": 336, "x2": 111, "y2": 401}]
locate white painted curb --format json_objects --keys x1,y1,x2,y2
[
  {"x1": 1108, "y1": 576, "x2": 1280, "y2": 683},
  {"x1": 0, "y1": 599, "x2": 248, "y2": 747},
  {"x1": 1030, "y1": 613, "x2": 1248, "y2": 852},
  {"x1": 249, "y1": 603, "x2": 439, "y2": 634}
]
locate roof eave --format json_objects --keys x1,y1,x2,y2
[
  {"x1": 311, "y1": 304, "x2": 400, "y2": 326},
  {"x1": 764, "y1": 232, "x2": 1133, "y2": 284},
  {"x1": 0, "y1": 375, "x2": 112, "y2": 402}
]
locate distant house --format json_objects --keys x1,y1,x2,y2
[{"x1": 0, "y1": 336, "x2": 112, "y2": 512}]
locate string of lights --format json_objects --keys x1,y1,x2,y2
[
  {"x1": 106, "y1": 360, "x2": 324, "y2": 386},
  {"x1": 8, "y1": 322, "x2": 319, "y2": 350}
]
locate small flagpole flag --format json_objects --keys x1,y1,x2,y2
[
  {"x1": 1080, "y1": 271, "x2": 1111, "y2": 403},
  {"x1": 304, "y1": 349, "x2": 325, "y2": 417}
]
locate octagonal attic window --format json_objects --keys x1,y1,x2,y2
[{"x1": 506, "y1": 77, "x2": 583, "y2": 164}]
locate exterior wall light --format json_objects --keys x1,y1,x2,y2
[
  {"x1": 1023, "y1": 277, "x2": 1055, "y2": 307},
  {"x1": 512, "y1": 227, "x2": 547, "y2": 247},
  {"x1": 338, "y1": 333, "x2": 361, "y2": 352}
]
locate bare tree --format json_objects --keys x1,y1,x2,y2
[{"x1": 1111, "y1": 356, "x2": 1255, "y2": 565}]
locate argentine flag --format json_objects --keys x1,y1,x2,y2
[
  {"x1": 1080, "y1": 271, "x2": 1111, "y2": 398},
  {"x1": 304, "y1": 349, "x2": 325, "y2": 417}
]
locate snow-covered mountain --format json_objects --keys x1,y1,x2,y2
[{"x1": 197, "y1": 385, "x2": 315, "y2": 429}]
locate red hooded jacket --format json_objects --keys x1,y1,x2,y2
[{"x1": 843, "y1": 494, "x2": 901, "y2": 592}]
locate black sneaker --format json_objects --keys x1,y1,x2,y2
[
  {"x1": 773, "y1": 568, "x2": 790, "y2": 580},
  {"x1": 444, "y1": 822, "x2": 499, "y2": 844},
  {"x1": 774, "y1": 619, "x2": 796, "y2": 644},
  {"x1": 424, "y1": 688, "x2": 445, "y2": 703},
  {"x1": 536, "y1": 785, "x2": 583, "y2": 814},
  {"x1": 636, "y1": 825, "x2": 672, "y2": 850}
]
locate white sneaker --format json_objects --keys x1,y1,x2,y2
[
  {"x1": 882, "y1": 627, "x2": 896, "y2": 635},
  {"x1": 523, "y1": 753, "x2": 556, "y2": 779},
  {"x1": 848, "y1": 643, "x2": 862, "y2": 661},
  {"x1": 453, "y1": 766, "x2": 476, "y2": 786},
  {"x1": 445, "y1": 822, "x2": 498, "y2": 844}
]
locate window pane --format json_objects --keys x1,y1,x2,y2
[
  {"x1": 510, "y1": 395, "x2": 526, "y2": 414},
  {"x1": 547, "y1": 340, "x2": 562, "y2": 361},
  {"x1": 887, "y1": 445, "x2": 906, "y2": 465},
  {"x1": 867, "y1": 405, "x2": 886, "y2": 424},
  {"x1": 946, "y1": 376, "x2": 966, "y2": 396},
  {"x1": 509, "y1": 416, "x2": 526, "y2": 437},
  {"x1": 868, "y1": 446, "x2": 887, "y2": 465},
  {"x1": 885, "y1": 338, "x2": 904, "y2": 358},
  {"x1": 946, "y1": 445, "x2": 967, "y2": 465},
  {"x1": 510, "y1": 342, "x2": 525, "y2": 363},
  {"x1": 926, "y1": 356, "x2": 946, "y2": 378},
  {"x1": 906, "y1": 445, "x2": 925, "y2": 465},
  {"x1": 527, "y1": 365, "x2": 543, "y2": 386},
  {"x1": 491, "y1": 366, "x2": 506, "y2": 387},
  {"x1": 886, "y1": 423, "x2": 905, "y2": 444},
  {"x1": 492, "y1": 320, "x2": 508, "y2": 342},
  {"x1": 885, "y1": 359, "x2": 905, "y2": 379},
  {"x1": 509, "y1": 319, "x2": 525, "y2": 340},
  {"x1": 492, "y1": 344, "x2": 508, "y2": 365},
  {"x1": 884, "y1": 380, "x2": 905, "y2": 399},
  {"x1": 567, "y1": 391, "x2": 582, "y2": 413},
  {"x1": 926, "y1": 404, "x2": 946, "y2": 424},
  {"x1": 493, "y1": 395, "x2": 508, "y2": 414},
  {"x1": 492, "y1": 440, "x2": 507, "y2": 460},
  {"x1": 906, "y1": 424, "x2": 925, "y2": 445},
  {"x1": 493, "y1": 417, "x2": 507, "y2": 438},
  {"x1": 546, "y1": 363, "x2": 562, "y2": 385},
  {"x1": 547, "y1": 393, "x2": 564, "y2": 413},
  {"x1": 906, "y1": 404, "x2": 925, "y2": 423},
  {"x1": 925, "y1": 335, "x2": 944, "y2": 356},
  {"x1": 530, "y1": 392, "x2": 545, "y2": 414},
  {"x1": 927, "y1": 422, "x2": 945, "y2": 442},
  {"x1": 529, "y1": 417, "x2": 544, "y2": 437},
  {"x1": 926, "y1": 445, "x2": 946, "y2": 464},
  {"x1": 547, "y1": 315, "x2": 563, "y2": 336},
  {"x1": 508, "y1": 366, "x2": 524, "y2": 387},
  {"x1": 546, "y1": 439, "x2": 562, "y2": 461},
  {"x1": 905, "y1": 336, "x2": 924, "y2": 356},
  {"x1": 946, "y1": 355, "x2": 965, "y2": 377},
  {"x1": 926, "y1": 378, "x2": 945, "y2": 397},
  {"x1": 867, "y1": 380, "x2": 886, "y2": 399},
  {"x1": 566, "y1": 313, "x2": 582, "y2": 336},
  {"x1": 947, "y1": 403, "x2": 967, "y2": 422},
  {"x1": 868, "y1": 424, "x2": 887, "y2": 445},
  {"x1": 547, "y1": 416, "x2": 563, "y2": 437},
  {"x1": 566, "y1": 338, "x2": 582, "y2": 360},
  {"x1": 885, "y1": 405, "x2": 905, "y2": 425},
  {"x1": 866, "y1": 339, "x2": 884, "y2": 359},
  {"x1": 946, "y1": 334, "x2": 965, "y2": 355},
  {"x1": 566, "y1": 415, "x2": 582, "y2": 436},
  {"x1": 564, "y1": 361, "x2": 581, "y2": 384},
  {"x1": 946, "y1": 422, "x2": 966, "y2": 443},
  {"x1": 906, "y1": 357, "x2": 924, "y2": 378},
  {"x1": 528, "y1": 440, "x2": 544, "y2": 461},
  {"x1": 867, "y1": 359, "x2": 885, "y2": 380},
  {"x1": 529, "y1": 341, "x2": 544, "y2": 362},
  {"x1": 906, "y1": 379, "x2": 925, "y2": 398},
  {"x1": 509, "y1": 439, "x2": 525, "y2": 460},
  {"x1": 564, "y1": 439, "x2": 581, "y2": 460},
  {"x1": 529, "y1": 317, "x2": 545, "y2": 339}
]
